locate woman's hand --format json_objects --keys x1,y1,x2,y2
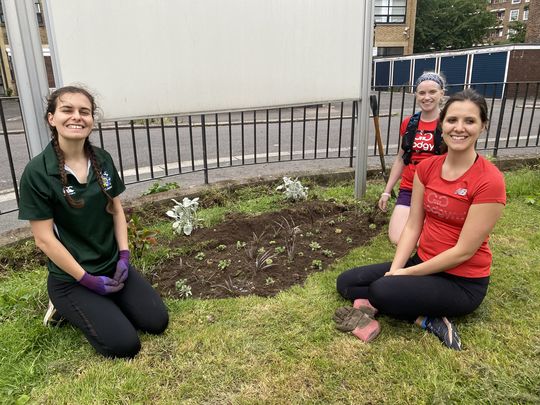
[
  {"x1": 384, "y1": 267, "x2": 410, "y2": 277},
  {"x1": 378, "y1": 192, "x2": 391, "y2": 212}
]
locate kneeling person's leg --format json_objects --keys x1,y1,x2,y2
[
  {"x1": 48, "y1": 275, "x2": 141, "y2": 358},
  {"x1": 113, "y1": 266, "x2": 169, "y2": 334}
]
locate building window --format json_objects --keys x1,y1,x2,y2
[
  {"x1": 509, "y1": 9, "x2": 519, "y2": 21},
  {"x1": 377, "y1": 46, "x2": 404, "y2": 57},
  {"x1": 375, "y1": 0, "x2": 407, "y2": 24},
  {"x1": 497, "y1": 28, "x2": 504, "y2": 37},
  {"x1": 511, "y1": 0, "x2": 520, "y2": 4},
  {"x1": 523, "y1": 6, "x2": 529, "y2": 20}
]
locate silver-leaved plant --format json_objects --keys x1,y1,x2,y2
[
  {"x1": 276, "y1": 177, "x2": 308, "y2": 201},
  {"x1": 166, "y1": 197, "x2": 201, "y2": 236}
]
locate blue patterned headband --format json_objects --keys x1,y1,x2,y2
[{"x1": 415, "y1": 72, "x2": 444, "y2": 89}]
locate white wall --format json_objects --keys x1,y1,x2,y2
[{"x1": 44, "y1": 0, "x2": 365, "y2": 120}]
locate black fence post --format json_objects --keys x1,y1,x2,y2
[{"x1": 201, "y1": 114, "x2": 209, "y2": 184}]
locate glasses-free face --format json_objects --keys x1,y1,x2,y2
[
  {"x1": 415, "y1": 80, "x2": 444, "y2": 114},
  {"x1": 47, "y1": 92, "x2": 94, "y2": 143},
  {"x1": 442, "y1": 100, "x2": 486, "y2": 153}
]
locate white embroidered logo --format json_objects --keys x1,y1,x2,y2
[
  {"x1": 454, "y1": 188, "x2": 468, "y2": 196},
  {"x1": 63, "y1": 185, "x2": 76, "y2": 196}
]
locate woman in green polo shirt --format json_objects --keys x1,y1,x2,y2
[{"x1": 18, "y1": 86, "x2": 168, "y2": 358}]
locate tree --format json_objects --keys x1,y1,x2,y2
[
  {"x1": 414, "y1": 0, "x2": 497, "y2": 53},
  {"x1": 507, "y1": 21, "x2": 527, "y2": 44}
]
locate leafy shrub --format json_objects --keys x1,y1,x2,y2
[
  {"x1": 166, "y1": 197, "x2": 201, "y2": 236},
  {"x1": 127, "y1": 213, "x2": 158, "y2": 260},
  {"x1": 142, "y1": 182, "x2": 179, "y2": 195},
  {"x1": 276, "y1": 177, "x2": 308, "y2": 201},
  {"x1": 175, "y1": 279, "x2": 192, "y2": 298}
]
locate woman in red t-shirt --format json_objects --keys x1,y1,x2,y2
[
  {"x1": 379, "y1": 72, "x2": 446, "y2": 244},
  {"x1": 336, "y1": 89, "x2": 506, "y2": 350}
]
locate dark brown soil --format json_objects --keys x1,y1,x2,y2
[{"x1": 149, "y1": 200, "x2": 386, "y2": 299}]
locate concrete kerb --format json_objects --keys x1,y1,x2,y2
[{"x1": 1, "y1": 154, "x2": 538, "y2": 248}]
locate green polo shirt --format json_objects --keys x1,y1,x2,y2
[{"x1": 18, "y1": 142, "x2": 126, "y2": 281}]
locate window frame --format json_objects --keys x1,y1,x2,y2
[
  {"x1": 509, "y1": 9, "x2": 519, "y2": 21},
  {"x1": 374, "y1": 0, "x2": 407, "y2": 24}
]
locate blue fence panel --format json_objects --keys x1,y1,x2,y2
[
  {"x1": 374, "y1": 61, "x2": 390, "y2": 88},
  {"x1": 392, "y1": 60, "x2": 411, "y2": 86},
  {"x1": 413, "y1": 58, "x2": 436, "y2": 84},
  {"x1": 440, "y1": 55, "x2": 468, "y2": 94},
  {"x1": 470, "y1": 52, "x2": 508, "y2": 98}
]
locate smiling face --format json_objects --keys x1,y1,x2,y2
[
  {"x1": 442, "y1": 100, "x2": 486, "y2": 153},
  {"x1": 415, "y1": 80, "x2": 444, "y2": 114},
  {"x1": 47, "y1": 92, "x2": 94, "y2": 144}
]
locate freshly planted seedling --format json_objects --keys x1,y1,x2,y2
[
  {"x1": 311, "y1": 259, "x2": 323, "y2": 270},
  {"x1": 309, "y1": 241, "x2": 321, "y2": 251},
  {"x1": 218, "y1": 259, "x2": 231, "y2": 270},
  {"x1": 276, "y1": 176, "x2": 308, "y2": 201},
  {"x1": 274, "y1": 246, "x2": 286, "y2": 254},
  {"x1": 322, "y1": 249, "x2": 334, "y2": 258},
  {"x1": 216, "y1": 244, "x2": 227, "y2": 251},
  {"x1": 175, "y1": 279, "x2": 192, "y2": 298},
  {"x1": 195, "y1": 252, "x2": 206, "y2": 261},
  {"x1": 166, "y1": 197, "x2": 201, "y2": 236}
]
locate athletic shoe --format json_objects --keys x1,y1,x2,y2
[
  {"x1": 424, "y1": 316, "x2": 462, "y2": 351},
  {"x1": 43, "y1": 300, "x2": 64, "y2": 327}
]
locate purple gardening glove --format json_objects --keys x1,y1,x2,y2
[
  {"x1": 78, "y1": 272, "x2": 124, "y2": 295},
  {"x1": 113, "y1": 250, "x2": 130, "y2": 283}
]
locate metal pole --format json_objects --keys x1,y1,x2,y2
[
  {"x1": 2, "y1": 0, "x2": 50, "y2": 157},
  {"x1": 354, "y1": 0, "x2": 374, "y2": 198}
]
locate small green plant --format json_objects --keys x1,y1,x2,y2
[
  {"x1": 525, "y1": 197, "x2": 536, "y2": 205},
  {"x1": 255, "y1": 250, "x2": 278, "y2": 272},
  {"x1": 195, "y1": 252, "x2": 206, "y2": 261},
  {"x1": 265, "y1": 277, "x2": 275, "y2": 286},
  {"x1": 274, "y1": 246, "x2": 286, "y2": 254},
  {"x1": 166, "y1": 197, "x2": 201, "y2": 236},
  {"x1": 276, "y1": 176, "x2": 308, "y2": 201},
  {"x1": 175, "y1": 279, "x2": 192, "y2": 298},
  {"x1": 309, "y1": 241, "x2": 321, "y2": 251},
  {"x1": 257, "y1": 247, "x2": 266, "y2": 254},
  {"x1": 328, "y1": 219, "x2": 336, "y2": 226},
  {"x1": 346, "y1": 237, "x2": 353, "y2": 244},
  {"x1": 369, "y1": 223, "x2": 377, "y2": 230},
  {"x1": 216, "y1": 244, "x2": 227, "y2": 251},
  {"x1": 143, "y1": 181, "x2": 179, "y2": 195},
  {"x1": 335, "y1": 228, "x2": 342, "y2": 234},
  {"x1": 322, "y1": 249, "x2": 334, "y2": 258},
  {"x1": 305, "y1": 231, "x2": 314, "y2": 237},
  {"x1": 273, "y1": 216, "x2": 301, "y2": 261},
  {"x1": 236, "y1": 240, "x2": 247, "y2": 249},
  {"x1": 127, "y1": 213, "x2": 158, "y2": 260},
  {"x1": 269, "y1": 240, "x2": 276, "y2": 245},
  {"x1": 311, "y1": 259, "x2": 323, "y2": 270},
  {"x1": 337, "y1": 214, "x2": 346, "y2": 223},
  {"x1": 218, "y1": 259, "x2": 231, "y2": 270}
]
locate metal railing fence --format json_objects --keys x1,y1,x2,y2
[{"x1": 1, "y1": 81, "x2": 539, "y2": 215}]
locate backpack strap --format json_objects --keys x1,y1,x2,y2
[
  {"x1": 401, "y1": 112, "x2": 421, "y2": 165},
  {"x1": 401, "y1": 113, "x2": 444, "y2": 165}
]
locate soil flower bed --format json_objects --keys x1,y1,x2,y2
[{"x1": 146, "y1": 198, "x2": 387, "y2": 299}]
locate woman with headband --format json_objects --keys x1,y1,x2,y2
[{"x1": 378, "y1": 72, "x2": 446, "y2": 244}]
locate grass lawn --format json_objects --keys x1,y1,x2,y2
[{"x1": 1, "y1": 168, "x2": 539, "y2": 404}]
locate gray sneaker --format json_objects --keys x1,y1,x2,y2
[
  {"x1": 425, "y1": 316, "x2": 462, "y2": 351},
  {"x1": 43, "y1": 300, "x2": 64, "y2": 327}
]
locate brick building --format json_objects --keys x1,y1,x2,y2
[
  {"x1": 486, "y1": 0, "x2": 533, "y2": 42},
  {"x1": 374, "y1": 0, "x2": 417, "y2": 56},
  {"x1": 525, "y1": 0, "x2": 540, "y2": 41}
]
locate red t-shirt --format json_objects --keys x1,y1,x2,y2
[
  {"x1": 416, "y1": 155, "x2": 506, "y2": 278},
  {"x1": 399, "y1": 116, "x2": 440, "y2": 190}
]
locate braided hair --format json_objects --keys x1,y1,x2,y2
[{"x1": 45, "y1": 86, "x2": 114, "y2": 213}]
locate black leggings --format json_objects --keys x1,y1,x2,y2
[
  {"x1": 48, "y1": 266, "x2": 169, "y2": 358},
  {"x1": 336, "y1": 255, "x2": 489, "y2": 321}
]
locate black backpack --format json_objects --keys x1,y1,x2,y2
[{"x1": 401, "y1": 112, "x2": 443, "y2": 165}]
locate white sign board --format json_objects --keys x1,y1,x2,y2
[{"x1": 44, "y1": 0, "x2": 364, "y2": 120}]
